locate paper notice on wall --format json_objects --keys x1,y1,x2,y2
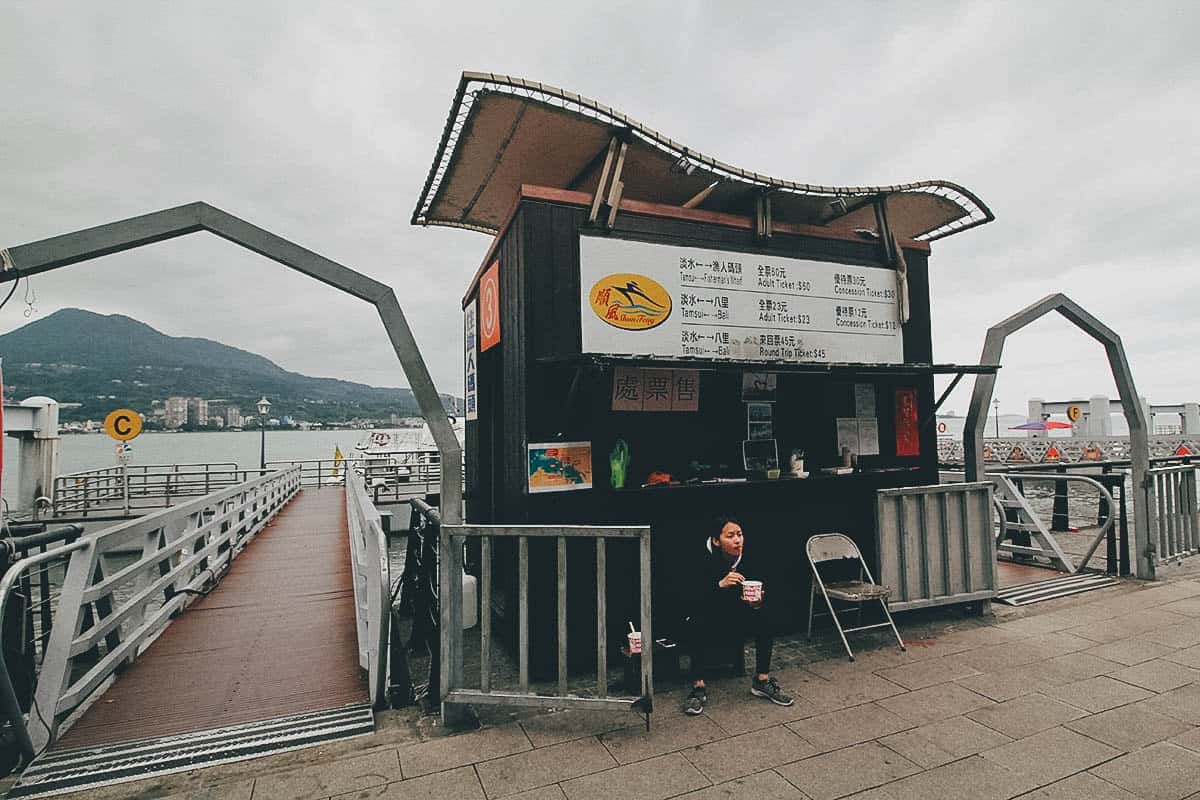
[
  {"x1": 641, "y1": 369, "x2": 674, "y2": 412},
  {"x1": 611, "y1": 366, "x2": 643, "y2": 411},
  {"x1": 836, "y1": 417, "x2": 860, "y2": 454},
  {"x1": 857, "y1": 418, "x2": 880, "y2": 456},
  {"x1": 854, "y1": 383, "x2": 876, "y2": 417}
]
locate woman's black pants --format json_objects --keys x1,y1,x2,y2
[{"x1": 687, "y1": 601, "x2": 774, "y2": 680}]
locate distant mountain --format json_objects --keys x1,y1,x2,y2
[{"x1": 0, "y1": 309, "x2": 457, "y2": 423}]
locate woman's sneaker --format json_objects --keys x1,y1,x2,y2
[
  {"x1": 750, "y1": 676, "x2": 794, "y2": 706},
  {"x1": 683, "y1": 685, "x2": 707, "y2": 715}
]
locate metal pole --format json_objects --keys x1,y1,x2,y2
[{"x1": 260, "y1": 418, "x2": 266, "y2": 472}]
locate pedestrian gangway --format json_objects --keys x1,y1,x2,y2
[{"x1": 1, "y1": 468, "x2": 392, "y2": 798}]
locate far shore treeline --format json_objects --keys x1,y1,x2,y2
[{"x1": 0, "y1": 308, "x2": 459, "y2": 427}]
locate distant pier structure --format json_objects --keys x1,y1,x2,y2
[
  {"x1": 938, "y1": 394, "x2": 1199, "y2": 466},
  {"x1": 1025, "y1": 396, "x2": 1200, "y2": 438}
]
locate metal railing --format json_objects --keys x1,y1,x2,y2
[
  {"x1": 995, "y1": 473, "x2": 1115, "y2": 573},
  {"x1": 0, "y1": 467, "x2": 301, "y2": 761},
  {"x1": 344, "y1": 468, "x2": 391, "y2": 709},
  {"x1": 440, "y1": 524, "x2": 653, "y2": 719},
  {"x1": 51, "y1": 463, "x2": 259, "y2": 517},
  {"x1": 1149, "y1": 465, "x2": 1199, "y2": 563},
  {"x1": 269, "y1": 450, "x2": 443, "y2": 503}
]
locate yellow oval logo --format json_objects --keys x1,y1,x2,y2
[{"x1": 589, "y1": 273, "x2": 672, "y2": 330}]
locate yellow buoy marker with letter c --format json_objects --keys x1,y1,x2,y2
[{"x1": 104, "y1": 408, "x2": 143, "y2": 441}]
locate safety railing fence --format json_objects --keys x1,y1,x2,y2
[
  {"x1": 51, "y1": 463, "x2": 259, "y2": 517},
  {"x1": 439, "y1": 524, "x2": 653, "y2": 722},
  {"x1": 994, "y1": 473, "x2": 1116, "y2": 573},
  {"x1": 1149, "y1": 465, "x2": 1200, "y2": 564},
  {"x1": 269, "y1": 450, "x2": 443, "y2": 498},
  {"x1": 344, "y1": 468, "x2": 391, "y2": 709},
  {"x1": 0, "y1": 467, "x2": 301, "y2": 762}
]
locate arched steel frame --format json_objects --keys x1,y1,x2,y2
[
  {"x1": 0, "y1": 202, "x2": 462, "y2": 524},
  {"x1": 963, "y1": 293, "x2": 1153, "y2": 578}
]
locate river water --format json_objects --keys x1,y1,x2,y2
[{"x1": 1, "y1": 429, "x2": 411, "y2": 506}]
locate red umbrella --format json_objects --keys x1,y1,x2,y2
[{"x1": 1009, "y1": 421, "x2": 1073, "y2": 431}]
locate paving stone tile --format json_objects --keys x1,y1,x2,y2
[
  {"x1": 475, "y1": 738, "x2": 616, "y2": 798},
  {"x1": 682, "y1": 725, "x2": 816, "y2": 784},
  {"x1": 1044, "y1": 675, "x2": 1155, "y2": 712},
  {"x1": 785, "y1": 702, "x2": 914, "y2": 752},
  {"x1": 955, "y1": 671, "x2": 1047, "y2": 702},
  {"x1": 676, "y1": 770, "x2": 809, "y2": 800},
  {"x1": 939, "y1": 624, "x2": 1027, "y2": 646},
  {"x1": 1090, "y1": 742, "x2": 1200, "y2": 800},
  {"x1": 996, "y1": 614, "x2": 1082, "y2": 637},
  {"x1": 1068, "y1": 610, "x2": 1191, "y2": 643},
  {"x1": 324, "y1": 766, "x2": 484, "y2": 800},
  {"x1": 249, "y1": 749, "x2": 403, "y2": 800},
  {"x1": 560, "y1": 753, "x2": 709, "y2": 800},
  {"x1": 399, "y1": 724, "x2": 531, "y2": 778},
  {"x1": 1086, "y1": 639, "x2": 1176, "y2": 666},
  {"x1": 1138, "y1": 622, "x2": 1200, "y2": 649},
  {"x1": 518, "y1": 709, "x2": 634, "y2": 748},
  {"x1": 1112, "y1": 659, "x2": 1200, "y2": 693},
  {"x1": 775, "y1": 741, "x2": 919, "y2": 800},
  {"x1": 503, "y1": 788, "x2": 568, "y2": 800},
  {"x1": 1035, "y1": 652, "x2": 1123, "y2": 686},
  {"x1": 160, "y1": 782, "x2": 255, "y2": 800},
  {"x1": 954, "y1": 642, "x2": 1057, "y2": 672},
  {"x1": 876, "y1": 682, "x2": 993, "y2": 725},
  {"x1": 867, "y1": 754, "x2": 1036, "y2": 800},
  {"x1": 599, "y1": 713, "x2": 725, "y2": 764},
  {"x1": 1170, "y1": 726, "x2": 1200, "y2": 752},
  {"x1": 1014, "y1": 771, "x2": 1139, "y2": 800},
  {"x1": 1161, "y1": 597, "x2": 1200, "y2": 617},
  {"x1": 699, "y1": 677, "x2": 824, "y2": 735},
  {"x1": 878, "y1": 714, "x2": 1012, "y2": 769},
  {"x1": 876, "y1": 728, "x2": 957, "y2": 769},
  {"x1": 874, "y1": 655, "x2": 980, "y2": 690},
  {"x1": 1066, "y1": 702, "x2": 1192, "y2": 751},
  {"x1": 966, "y1": 693, "x2": 1086, "y2": 739},
  {"x1": 793, "y1": 671, "x2": 908, "y2": 713},
  {"x1": 981, "y1": 725, "x2": 1121, "y2": 784},
  {"x1": 1143, "y1": 683, "x2": 1200, "y2": 724},
  {"x1": 1165, "y1": 644, "x2": 1200, "y2": 668}
]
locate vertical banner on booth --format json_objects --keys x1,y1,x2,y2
[
  {"x1": 895, "y1": 388, "x2": 920, "y2": 456},
  {"x1": 479, "y1": 261, "x2": 501, "y2": 352},
  {"x1": 0, "y1": 359, "x2": 5, "y2": 508},
  {"x1": 464, "y1": 300, "x2": 478, "y2": 421}
]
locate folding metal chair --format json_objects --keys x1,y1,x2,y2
[{"x1": 806, "y1": 533, "x2": 906, "y2": 661}]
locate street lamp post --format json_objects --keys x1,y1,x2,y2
[
  {"x1": 992, "y1": 398, "x2": 1001, "y2": 438},
  {"x1": 257, "y1": 396, "x2": 271, "y2": 471}
]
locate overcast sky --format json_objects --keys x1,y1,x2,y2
[{"x1": 2, "y1": 2, "x2": 1197, "y2": 422}]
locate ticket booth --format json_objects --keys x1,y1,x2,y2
[{"x1": 414, "y1": 72, "x2": 997, "y2": 677}]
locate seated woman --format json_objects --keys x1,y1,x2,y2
[{"x1": 683, "y1": 516, "x2": 794, "y2": 715}]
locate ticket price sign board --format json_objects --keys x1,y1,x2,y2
[{"x1": 580, "y1": 237, "x2": 903, "y2": 364}]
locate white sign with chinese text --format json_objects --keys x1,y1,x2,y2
[
  {"x1": 464, "y1": 301, "x2": 478, "y2": 421},
  {"x1": 580, "y1": 236, "x2": 904, "y2": 364}
]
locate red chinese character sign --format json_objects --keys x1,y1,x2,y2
[
  {"x1": 479, "y1": 261, "x2": 501, "y2": 352},
  {"x1": 895, "y1": 388, "x2": 920, "y2": 457}
]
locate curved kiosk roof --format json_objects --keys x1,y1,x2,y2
[{"x1": 413, "y1": 71, "x2": 992, "y2": 242}]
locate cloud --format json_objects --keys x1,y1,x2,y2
[{"x1": 2, "y1": 1, "x2": 1197, "y2": 419}]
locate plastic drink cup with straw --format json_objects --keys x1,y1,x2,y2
[{"x1": 626, "y1": 621, "x2": 642, "y2": 654}]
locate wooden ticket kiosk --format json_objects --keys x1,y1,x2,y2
[{"x1": 415, "y1": 72, "x2": 995, "y2": 678}]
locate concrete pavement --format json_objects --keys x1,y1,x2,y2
[{"x1": 50, "y1": 560, "x2": 1200, "y2": 800}]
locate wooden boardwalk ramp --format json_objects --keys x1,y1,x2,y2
[{"x1": 12, "y1": 488, "x2": 373, "y2": 798}]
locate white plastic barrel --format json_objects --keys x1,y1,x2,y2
[{"x1": 462, "y1": 571, "x2": 478, "y2": 629}]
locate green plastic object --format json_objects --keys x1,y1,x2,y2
[{"x1": 610, "y1": 438, "x2": 630, "y2": 489}]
